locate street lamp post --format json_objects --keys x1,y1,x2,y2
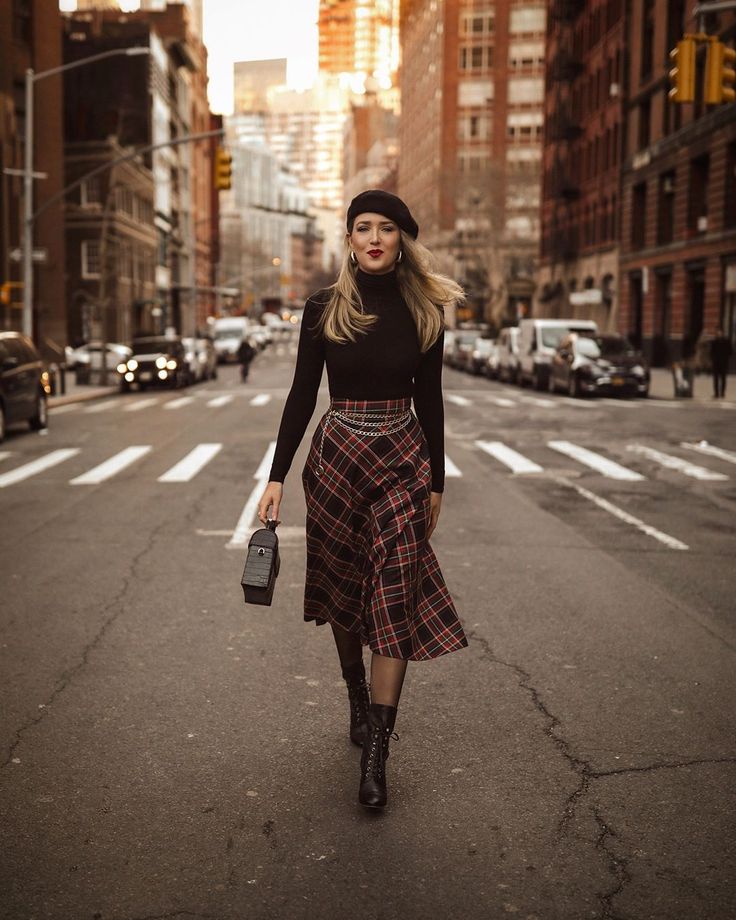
[{"x1": 21, "y1": 46, "x2": 150, "y2": 341}]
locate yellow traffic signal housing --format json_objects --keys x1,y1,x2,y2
[
  {"x1": 669, "y1": 38, "x2": 696, "y2": 103},
  {"x1": 214, "y1": 147, "x2": 233, "y2": 191},
  {"x1": 705, "y1": 40, "x2": 736, "y2": 104}
]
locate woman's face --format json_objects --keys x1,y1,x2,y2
[{"x1": 348, "y1": 212, "x2": 401, "y2": 275}]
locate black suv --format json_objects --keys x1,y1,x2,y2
[
  {"x1": 0, "y1": 332, "x2": 50, "y2": 442},
  {"x1": 117, "y1": 336, "x2": 187, "y2": 392}
]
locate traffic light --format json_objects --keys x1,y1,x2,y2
[
  {"x1": 669, "y1": 37, "x2": 696, "y2": 103},
  {"x1": 704, "y1": 40, "x2": 736, "y2": 104},
  {"x1": 214, "y1": 147, "x2": 232, "y2": 191}
]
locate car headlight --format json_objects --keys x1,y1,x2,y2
[
  {"x1": 632, "y1": 364, "x2": 645, "y2": 376},
  {"x1": 156, "y1": 356, "x2": 167, "y2": 369},
  {"x1": 117, "y1": 362, "x2": 127, "y2": 374},
  {"x1": 127, "y1": 359, "x2": 138, "y2": 371},
  {"x1": 166, "y1": 359, "x2": 177, "y2": 370}
]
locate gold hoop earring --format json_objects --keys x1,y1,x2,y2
[
  {"x1": 397, "y1": 250, "x2": 403, "y2": 263},
  {"x1": 350, "y1": 250, "x2": 357, "y2": 264}
]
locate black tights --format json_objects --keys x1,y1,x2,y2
[{"x1": 330, "y1": 623, "x2": 408, "y2": 708}]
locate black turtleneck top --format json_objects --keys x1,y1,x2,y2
[{"x1": 268, "y1": 268, "x2": 447, "y2": 492}]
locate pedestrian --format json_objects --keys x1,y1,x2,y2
[
  {"x1": 710, "y1": 327, "x2": 732, "y2": 398},
  {"x1": 257, "y1": 189, "x2": 468, "y2": 810},
  {"x1": 237, "y1": 337, "x2": 256, "y2": 383}
]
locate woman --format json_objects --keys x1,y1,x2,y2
[{"x1": 257, "y1": 189, "x2": 468, "y2": 810}]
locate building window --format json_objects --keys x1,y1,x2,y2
[
  {"x1": 461, "y1": 10, "x2": 495, "y2": 35},
  {"x1": 509, "y1": 7, "x2": 545, "y2": 35},
  {"x1": 688, "y1": 154, "x2": 710, "y2": 233},
  {"x1": 81, "y1": 177, "x2": 101, "y2": 207},
  {"x1": 725, "y1": 143, "x2": 736, "y2": 229},
  {"x1": 459, "y1": 45, "x2": 494, "y2": 71},
  {"x1": 641, "y1": 0, "x2": 655, "y2": 81},
  {"x1": 638, "y1": 98, "x2": 651, "y2": 150},
  {"x1": 509, "y1": 42, "x2": 544, "y2": 69},
  {"x1": 81, "y1": 240, "x2": 101, "y2": 279},
  {"x1": 632, "y1": 182, "x2": 647, "y2": 249},
  {"x1": 12, "y1": 0, "x2": 32, "y2": 43},
  {"x1": 657, "y1": 171, "x2": 676, "y2": 245},
  {"x1": 508, "y1": 78, "x2": 544, "y2": 105},
  {"x1": 458, "y1": 112, "x2": 492, "y2": 140}
]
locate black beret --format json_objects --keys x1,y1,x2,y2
[{"x1": 346, "y1": 189, "x2": 419, "y2": 239}]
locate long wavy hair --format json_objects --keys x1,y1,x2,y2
[{"x1": 315, "y1": 231, "x2": 465, "y2": 353}]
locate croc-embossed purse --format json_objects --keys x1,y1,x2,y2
[{"x1": 240, "y1": 519, "x2": 280, "y2": 606}]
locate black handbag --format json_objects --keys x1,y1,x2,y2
[{"x1": 240, "y1": 519, "x2": 280, "y2": 606}]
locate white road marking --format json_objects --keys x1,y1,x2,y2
[
  {"x1": 490, "y1": 397, "x2": 516, "y2": 408},
  {"x1": 84, "y1": 399, "x2": 120, "y2": 414},
  {"x1": 69, "y1": 446, "x2": 152, "y2": 485},
  {"x1": 124, "y1": 398, "x2": 159, "y2": 412},
  {"x1": 446, "y1": 394, "x2": 472, "y2": 407},
  {"x1": 445, "y1": 454, "x2": 462, "y2": 478},
  {"x1": 520, "y1": 396, "x2": 555, "y2": 408},
  {"x1": 599, "y1": 398, "x2": 641, "y2": 408},
  {"x1": 48, "y1": 403, "x2": 78, "y2": 415},
  {"x1": 560, "y1": 398, "x2": 597, "y2": 408},
  {"x1": 227, "y1": 441, "x2": 277, "y2": 548},
  {"x1": 548, "y1": 440, "x2": 645, "y2": 481},
  {"x1": 163, "y1": 396, "x2": 195, "y2": 410},
  {"x1": 0, "y1": 448, "x2": 81, "y2": 488},
  {"x1": 626, "y1": 444, "x2": 728, "y2": 481},
  {"x1": 475, "y1": 440, "x2": 543, "y2": 474},
  {"x1": 207, "y1": 395, "x2": 234, "y2": 408},
  {"x1": 250, "y1": 393, "x2": 272, "y2": 407},
  {"x1": 648, "y1": 400, "x2": 683, "y2": 409},
  {"x1": 0, "y1": 451, "x2": 11, "y2": 464},
  {"x1": 680, "y1": 440, "x2": 736, "y2": 466},
  {"x1": 158, "y1": 443, "x2": 223, "y2": 482},
  {"x1": 556, "y1": 477, "x2": 689, "y2": 551}
]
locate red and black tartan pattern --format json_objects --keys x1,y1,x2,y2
[{"x1": 300, "y1": 397, "x2": 468, "y2": 661}]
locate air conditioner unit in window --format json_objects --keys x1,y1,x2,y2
[
  {"x1": 663, "y1": 177, "x2": 674, "y2": 194},
  {"x1": 609, "y1": 83, "x2": 620, "y2": 97},
  {"x1": 697, "y1": 215, "x2": 708, "y2": 232}
]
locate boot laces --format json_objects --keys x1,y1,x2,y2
[{"x1": 363, "y1": 724, "x2": 399, "y2": 777}]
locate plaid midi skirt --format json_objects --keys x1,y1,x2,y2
[{"x1": 300, "y1": 396, "x2": 468, "y2": 661}]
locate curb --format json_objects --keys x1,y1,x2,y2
[{"x1": 48, "y1": 387, "x2": 119, "y2": 409}]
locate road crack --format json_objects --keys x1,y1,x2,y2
[{"x1": 2, "y1": 518, "x2": 169, "y2": 768}]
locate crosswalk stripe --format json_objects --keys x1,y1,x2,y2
[
  {"x1": 556, "y1": 477, "x2": 689, "y2": 551},
  {"x1": 520, "y1": 396, "x2": 555, "y2": 408},
  {"x1": 599, "y1": 398, "x2": 641, "y2": 408},
  {"x1": 124, "y1": 398, "x2": 159, "y2": 412},
  {"x1": 475, "y1": 440, "x2": 543, "y2": 474},
  {"x1": 490, "y1": 397, "x2": 516, "y2": 407},
  {"x1": 250, "y1": 393, "x2": 272, "y2": 407},
  {"x1": 561, "y1": 397, "x2": 597, "y2": 408},
  {"x1": 627, "y1": 444, "x2": 728, "y2": 481},
  {"x1": 680, "y1": 441, "x2": 736, "y2": 465},
  {"x1": 0, "y1": 451, "x2": 11, "y2": 464},
  {"x1": 49, "y1": 403, "x2": 79, "y2": 415},
  {"x1": 228, "y1": 441, "x2": 277, "y2": 548},
  {"x1": 445, "y1": 454, "x2": 462, "y2": 478},
  {"x1": 158, "y1": 443, "x2": 223, "y2": 482},
  {"x1": 69, "y1": 446, "x2": 152, "y2": 485},
  {"x1": 548, "y1": 440, "x2": 645, "y2": 481},
  {"x1": 84, "y1": 399, "x2": 120, "y2": 414},
  {"x1": 164, "y1": 396, "x2": 195, "y2": 410},
  {"x1": 207, "y1": 395, "x2": 234, "y2": 408},
  {"x1": 0, "y1": 448, "x2": 81, "y2": 488},
  {"x1": 447, "y1": 394, "x2": 472, "y2": 407}
]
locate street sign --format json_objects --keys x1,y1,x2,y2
[{"x1": 9, "y1": 247, "x2": 48, "y2": 264}]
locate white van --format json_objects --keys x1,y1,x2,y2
[
  {"x1": 213, "y1": 316, "x2": 249, "y2": 363},
  {"x1": 497, "y1": 327, "x2": 521, "y2": 384},
  {"x1": 517, "y1": 318, "x2": 598, "y2": 390}
]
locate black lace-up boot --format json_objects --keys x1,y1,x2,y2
[
  {"x1": 342, "y1": 661, "x2": 371, "y2": 747},
  {"x1": 358, "y1": 703, "x2": 398, "y2": 809}
]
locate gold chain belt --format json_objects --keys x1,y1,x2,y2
[{"x1": 316, "y1": 407, "x2": 413, "y2": 476}]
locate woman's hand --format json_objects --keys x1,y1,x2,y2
[
  {"x1": 427, "y1": 491, "x2": 442, "y2": 540},
  {"x1": 257, "y1": 481, "x2": 284, "y2": 525}
]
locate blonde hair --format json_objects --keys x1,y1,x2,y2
[{"x1": 316, "y1": 232, "x2": 465, "y2": 353}]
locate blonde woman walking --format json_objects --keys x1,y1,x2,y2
[{"x1": 258, "y1": 190, "x2": 468, "y2": 809}]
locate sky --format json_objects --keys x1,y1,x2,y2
[{"x1": 59, "y1": 0, "x2": 320, "y2": 115}]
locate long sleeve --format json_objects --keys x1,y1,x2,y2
[
  {"x1": 412, "y1": 325, "x2": 445, "y2": 493},
  {"x1": 268, "y1": 298, "x2": 325, "y2": 483}
]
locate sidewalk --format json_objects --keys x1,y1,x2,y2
[
  {"x1": 48, "y1": 377, "x2": 119, "y2": 408},
  {"x1": 648, "y1": 366, "x2": 736, "y2": 404}
]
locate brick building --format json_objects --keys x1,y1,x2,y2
[
  {"x1": 538, "y1": 0, "x2": 625, "y2": 331},
  {"x1": 0, "y1": 0, "x2": 66, "y2": 357},
  {"x1": 619, "y1": 0, "x2": 736, "y2": 367},
  {"x1": 399, "y1": 0, "x2": 545, "y2": 327}
]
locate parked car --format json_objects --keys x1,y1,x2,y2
[
  {"x1": 446, "y1": 330, "x2": 479, "y2": 369},
  {"x1": 443, "y1": 329, "x2": 457, "y2": 364},
  {"x1": 465, "y1": 337, "x2": 498, "y2": 376},
  {"x1": 213, "y1": 317, "x2": 250, "y2": 363},
  {"x1": 65, "y1": 341, "x2": 131, "y2": 371},
  {"x1": 196, "y1": 336, "x2": 218, "y2": 381},
  {"x1": 497, "y1": 327, "x2": 521, "y2": 384},
  {"x1": 517, "y1": 318, "x2": 599, "y2": 390},
  {"x1": 0, "y1": 332, "x2": 50, "y2": 442},
  {"x1": 549, "y1": 333, "x2": 650, "y2": 398},
  {"x1": 117, "y1": 336, "x2": 187, "y2": 392}
]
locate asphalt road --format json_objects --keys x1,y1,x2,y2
[{"x1": 1, "y1": 339, "x2": 735, "y2": 920}]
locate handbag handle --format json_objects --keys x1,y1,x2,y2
[{"x1": 265, "y1": 518, "x2": 278, "y2": 532}]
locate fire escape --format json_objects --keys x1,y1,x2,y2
[{"x1": 547, "y1": 0, "x2": 584, "y2": 268}]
